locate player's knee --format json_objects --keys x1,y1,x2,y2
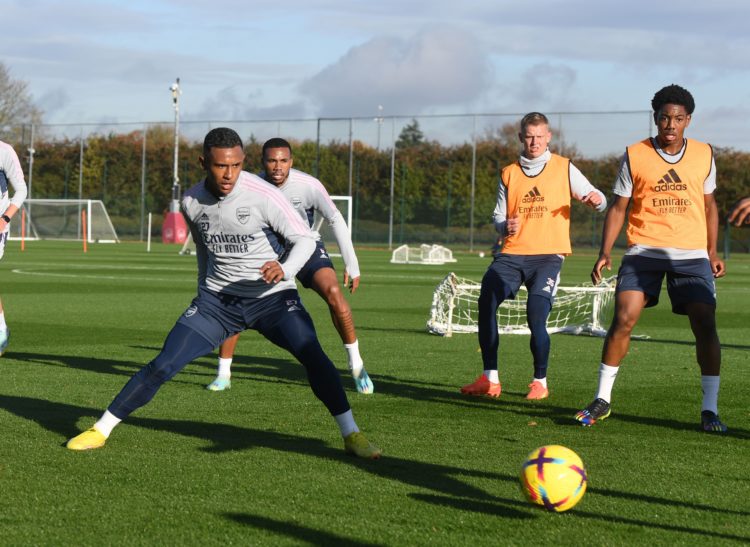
[
  {"x1": 611, "y1": 309, "x2": 638, "y2": 334},
  {"x1": 324, "y1": 286, "x2": 350, "y2": 313},
  {"x1": 143, "y1": 357, "x2": 178, "y2": 384},
  {"x1": 690, "y1": 315, "x2": 717, "y2": 339}
]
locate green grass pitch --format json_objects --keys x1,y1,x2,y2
[{"x1": 0, "y1": 241, "x2": 747, "y2": 545}]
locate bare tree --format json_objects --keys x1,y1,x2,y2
[{"x1": 0, "y1": 62, "x2": 43, "y2": 141}]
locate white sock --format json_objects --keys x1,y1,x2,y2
[
  {"x1": 595, "y1": 363, "x2": 620, "y2": 403},
  {"x1": 334, "y1": 409, "x2": 359, "y2": 437},
  {"x1": 484, "y1": 369, "x2": 499, "y2": 384},
  {"x1": 701, "y1": 375, "x2": 720, "y2": 414},
  {"x1": 344, "y1": 340, "x2": 364, "y2": 376},
  {"x1": 533, "y1": 377, "x2": 547, "y2": 389},
  {"x1": 93, "y1": 410, "x2": 121, "y2": 438},
  {"x1": 217, "y1": 357, "x2": 233, "y2": 379},
  {"x1": 0, "y1": 312, "x2": 6, "y2": 331}
]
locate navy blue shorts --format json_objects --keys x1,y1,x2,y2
[
  {"x1": 0, "y1": 230, "x2": 8, "y2": 260},
  {"x1": 616, "y1": 255, "x2": 716, "y2": 314},
  {"x1": 176, "y1": 286, "x2": 314, "y2": 347},
  {"x1": 296, "y1": 241, "x2": 335, "y2": 288},
  {"x1": 483, "y1": 254, "x2": 563, "y2": 304}
]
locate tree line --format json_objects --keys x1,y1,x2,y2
[{"x1": 5, "y1": 122, "x2": 747, "y2": 249}]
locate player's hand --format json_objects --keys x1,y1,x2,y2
[
  {"x1": 506, "y1": 216, "x2": 520, "y2": 236},
  {"x1": 260, "y1": 260, "x2": 284, "y2": 283},
  {"x1": 709, "y1": 253, "x2": 726, "y2": 279},
  {"x1": 591, "y1": 254, "x2": 611, "y2": 285},
  {"x1": 580, "y1": 192, "x2": 603, "y2": 209},
  {"x1": 728, "y1": 197, "x2": 750, "y2": 227},
  {"x1": 344, "y1": 272, "x2": 360, "y2": 294}
]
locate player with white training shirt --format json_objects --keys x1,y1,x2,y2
[
  {"x1": 207, "y1": 138, "x2": 373, "y2": 394},
  {"x1": 66, "y1": 127, "x2": 381, "y2": 459},
  {"x1": 0, "y1": 140, "x2": 28, "y2": 355}
]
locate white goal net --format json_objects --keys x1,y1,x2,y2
[
  {"x1": 427, "y1": 272, "x2": 616, "y2": 337},
  {"x1": 180, "y1": 195, "x2": 353, "y2": 256},
  {"x1": 9, "y1": 199, "x2": 119, "y2": 243},
  {"x1": 391, "y1": 244, "x2": 457, "y2": 265}
]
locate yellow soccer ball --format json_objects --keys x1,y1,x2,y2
[{"x1": 520, "y1": 445, "x2": 587, "y2": 512}]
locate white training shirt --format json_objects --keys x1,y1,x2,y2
[
  {"x1": 613, "y1": 137, "x2": 715, "y2": 260},
  {"x1": 0, "y1": 140, "x2": 29, "y2": 220},
  {"x1": 264, "y1": 168, "x2": 360, "y2": 279},
  {"x1": 181, "y1": 171, "x2": 316, "y2": 298}
]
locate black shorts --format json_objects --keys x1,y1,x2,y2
[
  {"x1": 616, "y1": 255, "x2": 716, "y2": 314},
  {"x1": 483, "y1": 253, "x2": 563, "y2": 304},
  {"x1": 296, "y1": 241, "x2": 335, "y2": 288},
  {"x1": 176, "y1": 286, "x2": 314, "y2": 347}
]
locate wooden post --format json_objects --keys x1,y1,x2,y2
[{"x1": 82, "y1": 210, "x2": 88, "y2": 253}]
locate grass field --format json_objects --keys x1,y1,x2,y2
[{"x1": 0, "y1": 241, "x2": 748, "y2": 546}]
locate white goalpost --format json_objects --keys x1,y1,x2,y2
[
  {"x1": 179, "y1": 195, "x2": 354, "y2": 256},
  {"x1": 391, "y1": 244, "x2": 457, "y2": 265},
  {"x1": 9, "y1": 199, "x2": 119, "y2": 243},
  {"x1": 427, "y1": 272, "x2": 616, "y2": 337}
]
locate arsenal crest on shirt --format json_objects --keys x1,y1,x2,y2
[{"x1": 236, "y1": 207, "x2": 250, "y2": 224}]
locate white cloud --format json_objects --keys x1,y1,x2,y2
[{"x1": 302, "y1": 26, "x2": 492, "y2": 117}]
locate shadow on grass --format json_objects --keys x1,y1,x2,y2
[
  {"x1": 0, "y1": 393, "x2": 523, "y2": 516},
  {"x1": 414, "y1": 492, "x2": 750, "y2": 543},
  {"x1": 5, "y1": 349, "x2": 310, "y2": 388},
  {"x1": 635, "y1": 337, "x2": 750, "y2": 351},
  {"x1": 6, "y1": 349, "x2": 747, "y2": 441},
  {"x1": 2, "y1": 394, "x2": 747, "y2": 543},
  {"x1": 224, "y1": 513, "x2": 387, "y2": 547}
]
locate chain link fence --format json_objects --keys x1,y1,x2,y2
[{"x1": 2, "y1": 111, "x2": 659, "y2": 250}]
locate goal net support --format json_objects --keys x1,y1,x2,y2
[
  {"x1": 427, "y1": 272, "x2": 616, "y2": 337},
  {"x1": 180, "y1": 195, "x2": 353, "y2": 256},
  {"x1": 9, "y1": 199, "x2": 119, "y2": 243},
  {"x1": 391, "y1": 244, "x2": 457, "y2": 265}
]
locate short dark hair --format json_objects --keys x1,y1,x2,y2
[
  {"x1": 519, "y1": 112, "x2": 549, "y2": 132},
  {"x1": 262, "y1": 137, "x2": 292, "y2": 158},
  {"x1": 651, "y1": 84, "x2": 695, "y2": 115},
  {"x1": 203, "y1": 127, "x2": 243, "y2": 156}
]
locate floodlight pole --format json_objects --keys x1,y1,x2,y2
[
  {"x1": 375, "y1": 105, "x2": 384, "y2": 151},
  {"x1": 170, "y1": 77, "x2": 181, "y2": 213}
]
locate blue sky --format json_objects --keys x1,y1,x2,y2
[{"x1": 3, "y1": 0, "x2": 750, "y2": 154}]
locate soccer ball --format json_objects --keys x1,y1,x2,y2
[
  {"x1": 479, "y1": 252, "x2": 485, "y2": 258},
  {"x1": 519, "y1": 445, "x2": 587, "y2": 512}
]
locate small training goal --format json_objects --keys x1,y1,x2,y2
[
  {"x1": 427, "y1": 272, "x2": 616, "y2": 337},
  {"x1": 9, "y1": 199, "x2": 119, "y2": 243},
  {"x1": 391, "y1": 244, "x2": 457, "y2": 265}
]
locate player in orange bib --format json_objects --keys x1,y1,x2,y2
[
  {"x1": 575, "y1": 84, "x2": 728, "y2": 433},
  {"x1": 460, "y1": 112, "x2": 606, "y2": 401}
]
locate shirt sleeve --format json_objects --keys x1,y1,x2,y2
[
  {"x1": 2, "y1": 144, "x2": 28, "y2": 209},
  {"x1": 180, "y1": 200, "x2": 208, "y2": 288},
  {"x1": 264, "y1": 191, "x2": 316, "y2": 280},
  {"x1": 492, "y1": 180, "x2": 508, "y2": 236},
  {"x1": 307, "y1": 177, "x2": 360, "y2": 277},
  {"x1": 327, "y1": 210, "x2": 360, "y2": 278},
  {"x1": 612, "y1": 152, "x2": 633, "y2": 198},
  {"x1": 704, "y1": 157, "x2": 717, "y2": 194},
  {"x1": 569, "y1": 162, "x2": 607, "y2": 212}
]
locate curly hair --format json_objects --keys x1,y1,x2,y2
[
  {"x1": 203, "y1": 127, "x2": 243, "y2": 156},
  {"x1": 262, "y1": 137, "x2": 293, "y2": 158},
  {"x1": 651, "y1": 84, "x2": 695, "y2": 115}
]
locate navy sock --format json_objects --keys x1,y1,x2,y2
[{"x1": 527, "y1": 295, "x2": 551, "y2": 379}]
